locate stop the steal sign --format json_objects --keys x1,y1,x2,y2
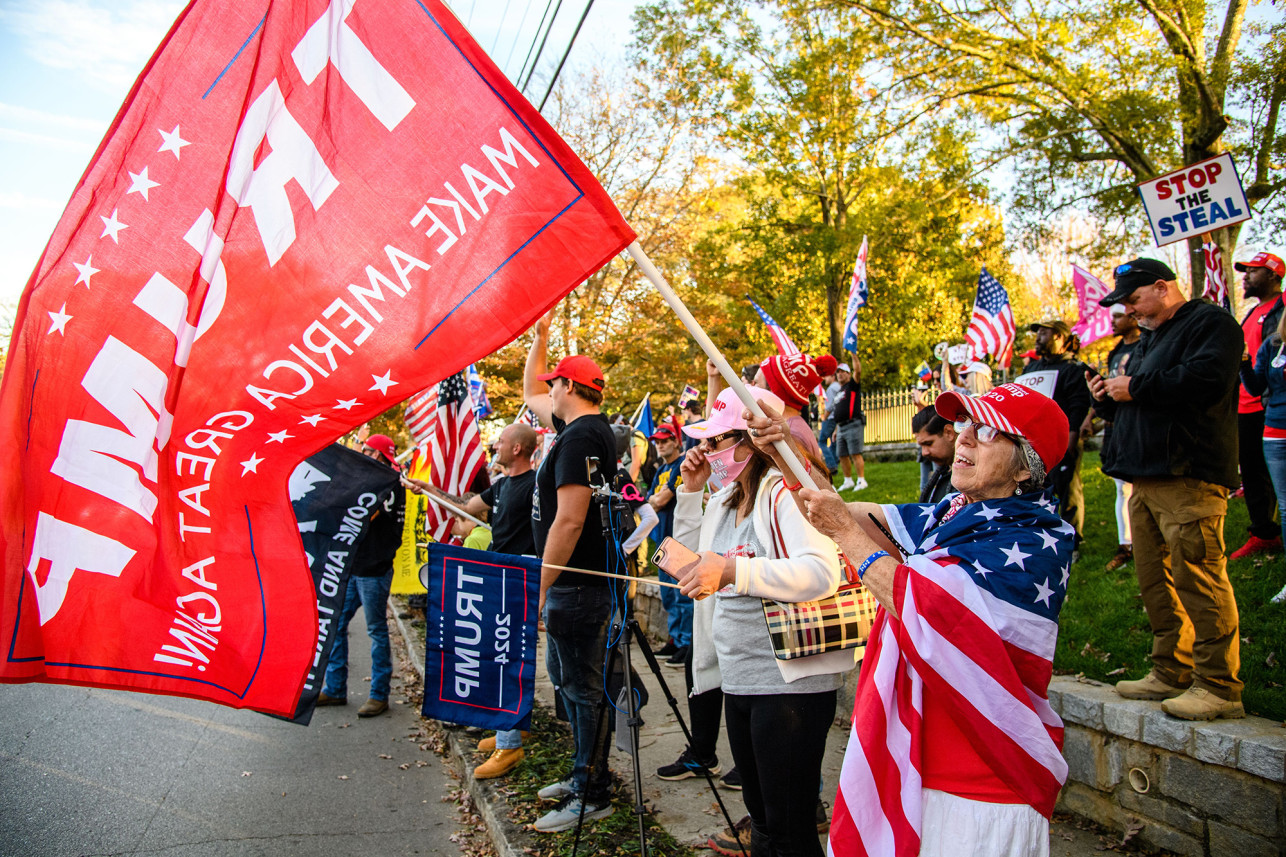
[{"x1": 1138, "y1": 153, "x2": 1251, "y2": 247}]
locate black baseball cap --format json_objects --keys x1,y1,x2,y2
[{"x1": 1099, "y1": 258, "x2": 1177, "y2": 306}]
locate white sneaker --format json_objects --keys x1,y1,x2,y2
[
  {"x1": 537, "y1": 777, "x2": 575, "y2": 800},
  {"x1": 854, "y1": 477, "x2": 868, "y2": 491},
  {"x1": 838, "y1": 478, "x2": 854, "y2": 491},
  {"x1": 533, "y1": 797, "x2": 614, "y2": 832}
]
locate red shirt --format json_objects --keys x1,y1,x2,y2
[{"x1": 1241, "y1": 298, "x2": 1281, "y2": 414}]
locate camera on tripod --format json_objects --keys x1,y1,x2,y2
[{"x1": 586, "y1": 456, "x2": 637, "y2": 540}]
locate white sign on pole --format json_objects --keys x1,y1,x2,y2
[
  {"x1": 947, "y1": 344, "x2": 972, "y2": 366},
  {"x1": 1137, "y1": 153, "x2": 1251, "y2": 247}
]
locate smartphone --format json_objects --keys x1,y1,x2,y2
[{"x1": 652, "y1": 537, "x2": 700, "y2": 577}]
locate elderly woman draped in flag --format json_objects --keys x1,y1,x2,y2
[{"x1": 747, "y1": 383, "x2": 1073, "y2": 857}]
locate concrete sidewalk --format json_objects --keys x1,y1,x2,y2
[{"x1": 392, "y1": 602, "x2": 1159, "y2": 857}]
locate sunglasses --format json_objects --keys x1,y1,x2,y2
[
  {"x1": 702, "y1": 431, "x2": 739, "y2": 447},
  {"x1": 953, "y1": 418, "x2": 1012, "y2": 444}
]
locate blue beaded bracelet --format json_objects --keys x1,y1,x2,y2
[{"x1": 856, "y1": 551, "x2": 889, "y2": 580}]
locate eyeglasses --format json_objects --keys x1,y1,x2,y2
[
  {"x1": 702, "y1": 431, "x2": 739, "y2": 447},
  {"x1": 953, "y1": 418, "x2": 1011, "y2": 444}
]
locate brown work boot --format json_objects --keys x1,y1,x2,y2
[
  {"x1": 357, "y1": 698, "x2": 388, "y2": 717},
  {"x1": 1162, "y1": 687, "x2": 1245, "y2": 721},
  {"x1": 477, "y1": 731, "x2": 530, "y2": 752},
  {"x1": 1105, "y1": 545, "x2": 1133, "y2": 572},
  {"x1": 1115, "y1": 671, "x2": 1188, "y2": 700},
  {"x1": 315, "y1": 691, "x2": 346, "y2": 706},
  {"x1": 474, "y1": 747, "x2": 524, "y2": 779},
  {"x1": 708, "y1": 814, "x2": 752, "y2": 857}
]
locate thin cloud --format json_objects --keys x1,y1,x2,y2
[
  {"x1": 0, "y1": 192, "x2": 66, "y2": 211},
  {"x1": 0, "y1": 0, "x2": 186, "y2": 91},
  {"x1": 0, "y1": 126, "x2": 96, "y2": 153},
  {"x1": 0, "y1": 103, "x2": 103, "y2": 134}
]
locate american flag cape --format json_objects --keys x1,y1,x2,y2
[
  {"x1": 965, "y1": 268, "x2": 1016, "y2": 369},
  {"x1": 1202, "y1": 240, "x2": 1232, "y2": 312},
  {"x1": 750, "y1": 300, "x2": 801, "y2": 357},
  {"x1": 421, "y1": 372, "x2": 486, "y2": 543},
  {"x1": 828, "y1": 492, "x2": 1073, "y2": 857},
  {"x1": 842, "y1": 237, "x2": 869, "y2": 352}
]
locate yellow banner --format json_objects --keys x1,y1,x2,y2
[{"x1": 392, "y1": 489, "x2": 429, "y2": 594}]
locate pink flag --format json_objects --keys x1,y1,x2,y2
[
  {"x1": 0, "y1": 0, "x2": 633, "y2": 716},
  {"x1": 1070, "y1": 265, "x2": 1114, "y2": 347}
]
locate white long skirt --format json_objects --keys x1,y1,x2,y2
[{"x1": 918, "y1": 788, "x2": 1049, "y2": 857}]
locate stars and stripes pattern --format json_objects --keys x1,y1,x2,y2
[
  {"x1": 405, "y1": 373, "x2": 485, "y2": 543},
  {"x1": 1202, "y1": 240, "x2": 1232, "y2": 312},
  {"x1": 404, "y1": 387, "x2": 439, "y2": 445},
  {"x1": 965, "y1": 268, "x2": 1016, "y2": 369},
  {"x1": 749, "y1": 300, "x2": 801, "y2": 357},
  {"x1": 829, "y1": 492, "x2": 1073, "y2": 857},
  {"x1": 842, "y1": 236, "x2": 869, "y2": 352}
]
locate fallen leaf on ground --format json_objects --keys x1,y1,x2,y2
[{"x1": 241, "y1": 771, "x2": 252, "y2": 777}]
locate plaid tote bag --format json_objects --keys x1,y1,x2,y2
[{"x1": 760, "y1": 481, "x2": 880, "y2": 660}]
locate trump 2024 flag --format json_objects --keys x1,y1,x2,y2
[{"x1": 0, "y1": 0, "x2": 634, "y2": 717}]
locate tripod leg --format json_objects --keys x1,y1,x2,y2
[
  {"x1": 619, "y1": 626, "x2": 649, "y2": 855},
  {"x1": 628, "y1": 620, "x2": 748, "y2": 857},
  {"x1": 572, "y1": 619, "x2": 622, "y2": 857}
]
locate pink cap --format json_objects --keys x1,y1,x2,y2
[{"x1": 681, "y1": 386, "x2": 785, "y2": 438}]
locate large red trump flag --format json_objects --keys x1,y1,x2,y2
[{"x1": 0, "y1": 0, "x2": 634, "y2": 716}]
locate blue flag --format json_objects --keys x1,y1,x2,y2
[
  {"x1": 633, "y1": 397, "x2": 654, "y2": 438},
  {"x1": 466, "y1": 364, "x2": 493, "y2": 420},
  {"x1": 422, "y1": 543, "x2": 540, "y2": 731}
]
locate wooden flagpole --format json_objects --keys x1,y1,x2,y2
[{"x1": 627, "y1": 242, "x2": 813, "y2": 487}]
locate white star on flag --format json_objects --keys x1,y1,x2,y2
[
  {"x1": 240, "y1": 453, "x2": 264, "y2": 475},
  {"x1": 1037, "y1": 531, "x2": 1060, "y2": 552},
  {"x1": 299, "y1": 414, "x2": 324, "y2": 427},
  {"x1": 47, "y1": 304, "x2": 72, "y2": 335},
  {"x1": 127, "y1": 167, "x2": 160, "y2": 201},
  {"x1": 1033, "y1": 578, "x2": 1055, "y2": 607},
  {"x1": 971, "y1": 560, "x2": 991, "y2": 579},
  {"x1": 1059, "y1": 564, "x2": 1071, "y2": 588},
  {"x1": 267, "y1": 430, "x2": 292, "y2": 443},
  {"x1": 369, "y1": 371, "x2": 397, "y2": 394},
  {"x1": 335, "y1": 398, "x2": 359, "y2": 411},
  {"x1": 975, "y1": 503, "x2": 1003, "y2": 521},
  {"x1": 100, "y1": 209, "x2": 127, "y2": 243},
  {"x1": 158, "y1": 125, "x2": 190, "y2": 159},
  {"x1": 1000, "y1": 542, "x2": 1031, "y2": 570},
  {"x1": 73, "y1": 257, "x2": 99, "y2": 288}
]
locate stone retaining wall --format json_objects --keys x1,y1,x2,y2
[{"x1": 1049, "y1": 676, "x2": 1285, "y2": 856}]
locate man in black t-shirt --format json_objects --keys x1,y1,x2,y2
[{"x1": 522, "y1": 311, "x2": 622, "y2": 832}]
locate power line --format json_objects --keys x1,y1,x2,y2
[
  {"x1": 515, "y1": 0, "x2": 558, "y2": 92},
  {"x1": 519, "y1": 0, "x2": 567, "y2": 94},
  {"x1": 501, "y1": 0, "x2": 537, "y2": 79},
  {"x1": 489, "y1": 0, "x2": 516, "y2": 56},
  {"x1": 538, "y1": 0, "x2": 596, "y2": 112}
]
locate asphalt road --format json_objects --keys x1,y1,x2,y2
[{"x1": 0, "y1": 616, "x2": 466, "y2": 857}]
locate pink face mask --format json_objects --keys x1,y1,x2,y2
[{"x1": 705, "y1": 441, "x2": 749, "y2": 490}]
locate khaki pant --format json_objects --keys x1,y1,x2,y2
[{"x1": 1129, "y1": 477, "x2": 1242, "y2": 700}]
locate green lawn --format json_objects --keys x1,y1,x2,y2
[{"x1": 840, "y1": 453, "x2": 1286, "y2": 721}]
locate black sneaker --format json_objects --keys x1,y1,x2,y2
[
  {"x1": 655, "y1": 639, "x2": 678, "y2": 658},
  {"x1": 656, "y1": 749, "x2": 720, "y2": 780},
  {"x1": 719, "y1": 767, "x2": 742, "y2": 790},
  {"x1": 665, "y1": 646, "x2": 689, "y2": 668},
  {"x1": 816, "y1": 798, "x2": 830, "y2": 834}
]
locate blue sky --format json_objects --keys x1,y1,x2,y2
[{"x1": 0, "y1": 0, "x2": 638, "y2": 309}]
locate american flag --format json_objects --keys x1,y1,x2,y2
[
  {"x1": 829, "y1": 493, "x2": 1073, "y2": 857},
  {"x1": 965, "y1": 267, "x2": 1015, "y2": 369},
  {"x1": 404, "y1": 387, "x2": 439, "y2": 445},
  {"x1": 749, "y1": 300, "x2": 801, "y2": 357},
  {"x1": 1202, "y1": 240, "x2": 1232, "y2": 311},
  {"x1": 842, "y1": 236, "x2": 869, "y2": 352},
  {"x1": 409, "y1": 372, "x2": 485, "y2": 542}
]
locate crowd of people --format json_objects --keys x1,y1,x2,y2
[{"x1": 320, "y1": 251, "x2": 1280, "y2": 854}]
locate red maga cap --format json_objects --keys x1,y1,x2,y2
[
  {"x1": 364, "y1": 433, "x2": 397, "y2": 466},
  {"x1": 934, "y1": 383, "x2": 1069, "y2": 471},
  {"x1": 536, "y1": 354, "x2": 606, "y2": 391},
  {"x1": 1234, "y1": 252, "x2": 1285, "y2": 278}
]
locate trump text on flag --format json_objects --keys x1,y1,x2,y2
[{"x1": 1137, "y1": 153, "x2": 1251, "y2": 247}]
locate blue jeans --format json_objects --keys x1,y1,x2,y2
[
  {"x1": 1263, "y1": 439, "x2": 1286, "y2": 547},
  {"x1": 659, "y1": 570, "x2": 693, "y2": 647},
  {"x1": 323, "y1": 571, "x2": 393, "y2": 701},
  {"x1": 818, "y1": 416, "x2": 838, "y2": 471},
  {"x1": 544, "y1": 584, "x2": 614, "y2": 801}
]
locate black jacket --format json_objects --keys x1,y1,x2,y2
[{"x1": 1098, "y1": 300, "x2": 1244, "y2": 488}]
